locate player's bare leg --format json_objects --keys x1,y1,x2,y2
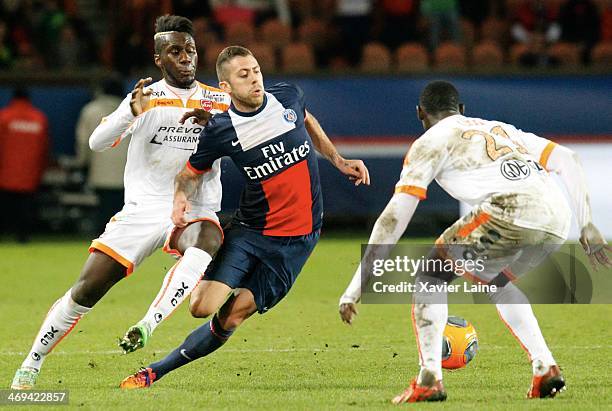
[
  {"x1": 120, "y1": 220, "x2": 223, "y2": 353},
  {"x1": 189, "y1": 279, "x2": 234, "y2": 318},
  {"x1": 12, "y1": 252, "x2": 126, "y2": 389},
  {"x1": 120, "y1": 289, "x2": 257, "y2": 388}
]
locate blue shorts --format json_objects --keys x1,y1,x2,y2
[{"x1": 204, "y1": 225, "x2": 320, "y2": 313}]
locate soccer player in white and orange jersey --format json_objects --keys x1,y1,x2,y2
[
  {"x1": 11, "y1": 15, "x2": 231, "y2": 390},
  {"x1": 339, "y1": 81, "x2": 610, "y2": 403}
]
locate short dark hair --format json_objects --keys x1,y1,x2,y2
[
  {"x1": 154, "y1": 15, "x2": 194, "y2": 53},
  {"x1": 216, "y1": 46, "x2": 253, "y2": 81},
  {"x1": 419, "y1": 81, "x2": 460, "y2": 115}
]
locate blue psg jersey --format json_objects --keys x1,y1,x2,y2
[{"x1": 187, "y1": 83, "x2": 323, "y2": 236}]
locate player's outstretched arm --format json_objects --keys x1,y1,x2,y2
[
  {"x1": 172, "y1": 166, "x2": 203, "y2": 228},
  {"x1": 339, "y1": 193, "x2": 419, "y2": 324},
  {"x1": 546, "y1": 144, "x2": 611, "y2": 269},
  {"x1": 304, "y1": 110, "x2": 370, "y2": 186}
]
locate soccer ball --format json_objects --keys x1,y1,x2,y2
[{"x1": 441, "y1": 316, "x2": 478, "y2": 369}]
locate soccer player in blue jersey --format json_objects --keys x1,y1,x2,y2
[{"x1": 120, "y1": 45, "x2": 370, "y2": 388}]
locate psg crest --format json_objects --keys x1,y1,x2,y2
[{"x1": 283, "y1": 108, "x2": 297, "y2": 123}]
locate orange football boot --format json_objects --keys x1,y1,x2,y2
[
  {"x1": 527, "y1": 365, "x2": 566, "y2": 398},
  {"x1": 392, "y1": 378, "x2": 447, "y2": 404},
  {"x1": 119, "y1": 368, "x2": 156, "y2": 389}
]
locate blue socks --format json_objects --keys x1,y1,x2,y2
[{"x1": 149, "y1": 315, "x2": 233, "y2": 380}]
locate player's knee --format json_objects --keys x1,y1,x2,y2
[
  {"x1": 70, "y1": 281, "x2": 93, "y2": 307},
  {"x1": 189, "y1": 298, "x2": 215, "y2": 318},
  {"x1": 72, "y1": 252, "x2": 125, "y2": 307},
  {"x1": 196, "y1": 236, "x2": 221, "y2": 257},
  {"x1": 195, "y1": 227, "x2": 222, "y2": 256},
  {"x1": 71, "y1": 279, "x2": 102, "y2": 308}
]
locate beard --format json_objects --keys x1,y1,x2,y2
[{"x1": 235, "y1": 93, "x2": 264, "y2": 111}]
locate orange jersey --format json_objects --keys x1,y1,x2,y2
[{"x1": 0, "y1": 99, "x2": 49, "y2": 192}]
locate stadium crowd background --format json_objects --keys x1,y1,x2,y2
[
  {"x1": 0, "y1": 0, "x2": 610, "y2": 240},
  {"x1": 0, "y1": 0, "x2": 610, "y2": 73}
]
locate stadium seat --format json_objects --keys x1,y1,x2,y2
[
  {"x1": 434, "y1": 42, "x2": 467, "y2": 70},
  {"x1": 395, "y1": 42, "x2": 429, "y2": 73},
  {"x1": 591, "y1": 42, "x2": 612, "y2": 69},
  {"x1": 480, "y1": 17, "x2": 508, "y2": 46},
  {"x1": 472, "y1": 41, "x2": 504, "y2": 69},
  {"x1": 360, "y1": 42, "x2": 392, "y2": 73},
  {"x1": 281, "y1": 43, "x2": 316, "y2": 74},
  {"x1": 547, "y1": 42, "x2": 581, "y2": 67},
  {"x1": 260, "y1": 19, "x2": 292, "y2": 50},
  {"x1": 297, "y1": 19, "x2": 328, "y2": 49},
  {"x1": 509, "y1": 43, "x2": 529, "y2": 66},
  {"x1": 248, "y1": 43, "x2": 277, "y2": 73},
  {"x1": 225, "y1": 22, "x2": 256, "y2": 46}
]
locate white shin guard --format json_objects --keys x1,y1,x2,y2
[
  {"x1": 140, "y1": 247, "x2": 212, "y2": 334},
  {"x1": 21, "y1": 289, "x2": 90, "y2": 371}
]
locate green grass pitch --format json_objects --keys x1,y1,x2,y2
[{"x1": 1, "y1": 236, "x2": 611, "y2": 410}]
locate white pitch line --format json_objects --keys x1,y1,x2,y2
[{"x1": 0, "y1": 345, "x2": 610, "y2": 356}]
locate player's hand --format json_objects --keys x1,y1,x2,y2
[
  {"x1": 179, "y1": 108, "x2": 213, "y2": 126},
  {"x1": 130, "y1": 77, "x2": 153, "y2": 116},
  {"x1": 339, "y1": 302, "x2": 358, "y2": 325},
  {"x1": 579, "y1": 222, "x2": 612, "y2": 270},
  {"x1": 334, "y1": 156, "x2": 370, "y2": 186},
  {"x1": 172, "y1": 192, "x2": 192, "y2": 228}
]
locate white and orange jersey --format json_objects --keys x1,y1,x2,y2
[
  {"x1": 89, "y1": 79, "x2": 230, "y2": 211},
  {"x1": 395, "y1": 114, "x2": 571, "y2": 238}
]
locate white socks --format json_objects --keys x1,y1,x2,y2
[
  {"x1": 21, "y1": 289, "x2": 91, "y2": 371},
  {"x1": 19, "y1": 247, "x2": 213, "y2": 372},
  {"x1": 489, "y1": 283, "x2": 556, "y2": 374},
  {"x1": 411, "y1": 281, "x2": 556, "y2": 384},
  {"x1": 412, "y1": 303, "x2": 448, "y2": 383},
  {"x1": 140, "y1": 247, "x2": 212, "y2": 334},
  {"x1": 412, "y1": 274, "x2": 448, "y2": 383}
]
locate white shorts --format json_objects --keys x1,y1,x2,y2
[
  {"x1": 436, "y1": 205, "x2": 566, "y2": 284},
  {"x1": 89, "y1": 202, "x2": 221, "y2": 275}
]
